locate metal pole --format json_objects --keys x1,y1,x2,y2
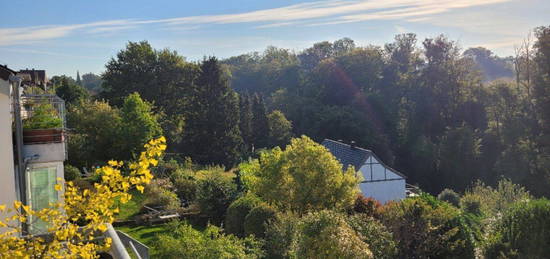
[
  {"x1": 10, "y1": 75, "x2": 27, "y2": 235},
  {"x1": 9, "y1": 76, "x2": 26, "y2": 203}
]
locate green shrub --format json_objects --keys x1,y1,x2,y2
[
  {"x1": 290, "y1": 210, "x2": 372, "y2": 259},
  {"x1": 147, "y1": 178, "x2": 174, "y2": 190},
  {"x1": 172, "y1": 177, "x2": 196, "y2": 203},
  {"x1": 64, "y1": 164, "x2": 81, "y2": 181},
  {"x1": 244, "y1": 202, "x2": 277, "y2": 238},
  {"x1": 170, "y1": 168, "x2": 197, "y2": 203},
  {"x1": 264, "y1": 212, "x2": 300, "y2": 259},
  {"x1": 464, "y1": 179, "x2": 531, "y2": 216},
  {"x1": 225, "y1": 194, "x2": 262, "y2": 237},
  {"x1": 460, "y1": 192, "x2": 483, "y2": 215},
  {"x1": 152, "y1": 221, "x2": 264, "y2": 259},
  {"x1": 23, "y1": 103, "x2": 63, "y2": 130},
  {"x1": 380, "y1": 195, "x2": 476, "y2": 258},
  {"x1": 144, "y1": 179, "x2": 180, "y2": 211},
  {"x1": 484, "y1": 199, "x2": 550, "y2": 258},
  {"x1": 438, "y1": 188, "x2": 460, "y2": 207},
  {"x1": 346, "y1": 214, "x2": 397, "y2": 259},
  {"x1": 196, "y1": 171, "x2": 238, "y2": 225}
]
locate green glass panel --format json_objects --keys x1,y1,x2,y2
[{"x1": 28, "y1": 166, "x2": 58, "y2": 233}]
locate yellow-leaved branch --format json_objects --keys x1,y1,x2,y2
[{"x1": 0, "y1": 136, "x2": 166, "y2": 258}]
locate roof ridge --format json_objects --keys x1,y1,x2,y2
[{"x1": 322, "y1": 138, "x2": 372, "y2": 152}]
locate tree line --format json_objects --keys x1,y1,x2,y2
[
  {"x1": 56, "y1": 49, "x2": 292, "y2": 169},
  {"x1": 56, "y1": 26, "x2": 550, "y2": 197},
  {"x1": 223, "y1": 27, "x2": 550, "y2": 197}
]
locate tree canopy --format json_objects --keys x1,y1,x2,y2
[{"x1": 245, "y1": 135, "x2": 359, "y2": 214}]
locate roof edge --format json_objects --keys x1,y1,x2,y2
[{"x1": 322, "y1": 138, "x2": 407, "y2": 179}]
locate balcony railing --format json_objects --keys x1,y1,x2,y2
[
  {"x1": 20, "y1": 94, "x2": 66, "y2": 145},
  {"x1": 106, "y1": 224, "x2": 150, "y2": 259}
]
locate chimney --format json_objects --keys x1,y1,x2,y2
[{"x1": 350, "y1": 141, "x2": 356, "y2": 149}]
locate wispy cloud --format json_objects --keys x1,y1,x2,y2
[
  {"x1": 0, "y1": 0, "x2": 513, "y2": 46},
  {"x1": 0, "y1": 20, "x2": 132, "y2": 45},
  {"x1": 254, "y1": 22, "x2": 300, "y2": 29},
  {"x1": 0, "y1": 47, "x2": 105, "y2": 60}
]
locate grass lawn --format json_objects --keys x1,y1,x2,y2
[
  {"x1": 115, "y1": 189, "x2": 146, "y2": 221},
  {"x1": 116, "y1": 224, "x2": 170, "y2": 247}
]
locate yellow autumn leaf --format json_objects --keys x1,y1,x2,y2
[
  {"x1": 97, "y1": 224, "x2": 107, "y2": 232},
  {"x1": 107, "y1": 160, "x2": 118, "y2": 167},
  {"x1": 150, "y1": 159, "x2": 158, "y2": 166},
  {"x1": 136, "y1": 185, "x2": 145, "y2": 193}
]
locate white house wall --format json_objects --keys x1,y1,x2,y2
[
  {"x1": 359, "y1": 179, "x2": 406, "y2": 204},
  {"x1": 357, "y1": 155, "x2": 406, "y2": 204},
  {"x1": 0, "y1": 79, "x2": 17, "y2": 233},
  {"x1": 23, "y1": 142, "x2": 66, "y2": 163},
  {"x1": 359, "y1": 156, "x2": 402, "y2": 182}
]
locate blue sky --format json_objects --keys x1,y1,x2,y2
[{"x1": 1, "y1": 0, "x2": 549, "y2": 76}]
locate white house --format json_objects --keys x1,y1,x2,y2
[{"x1": 322, "y1": 139, "x2": 406, "y2": 204}]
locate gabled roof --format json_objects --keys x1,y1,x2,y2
[
  {"x1": 321, "y1": 139, "x2": 371, "y2": 170},
  {"x1": 321, "y1": 139, "x2": 406, "y2": 179}
]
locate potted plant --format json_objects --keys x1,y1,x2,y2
[{"x1": 22, "y1": 103, "x2": 64, "y2": 144}]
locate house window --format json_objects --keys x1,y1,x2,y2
[{"x1": 27, "y1": 166, "x2": 58, "y2": 233}]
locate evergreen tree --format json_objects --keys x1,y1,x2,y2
[
  {"x1": 251, "y1": 94, "x2": 270, "y2": 149},
  {"x1": 183, "y1": 57, "x2": 243, "y2": 167},
  {"x1": 534, "y1": 26, "x2": 550, "y2": 150},
  {"x1": 239, "y1": 93, "x2": 253, "y2": 153},
  {"x1": 54, "y1": 75, "x2": 89, "y2": 105},
  {"x1": 76, "y1": 70, "x2": 81, "y2": 85}
]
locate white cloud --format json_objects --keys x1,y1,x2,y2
[
  {"x1": 254, "y1": 22, "x2": 299, "y2": 29},
  {"x1": 0, "y1": 20, "x2": 132, "y2": 46},
  {"x1": 0, "y1": 47, "x2": 104, "y2": 60},
  {"x1": 0, "y1": 0, "x2": 514, "y2": 46},
  {"x1": 395, "y1": 25, "x2": 407, "y2": 34}
]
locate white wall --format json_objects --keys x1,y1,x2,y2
[
  {"x1": 0, "y1": 79, "x2": 18, "y2": 233},
  {"x1": 359, "y1": 155, "x2": 402, "y2": 181},
  {"x1": 23, "y1": 142, "x2": 66, "y2": 163},
  {"x1": 357, "y1": 155, "x2": 406, "y2": 204},
  {"x1": 359, "y1": 179, "x2": 406, "y2": 204}
]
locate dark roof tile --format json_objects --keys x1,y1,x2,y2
[
  {"x1": 321, "y1": 139, "x2": 370, "y2": 170},
  {"x1": 321, "y1": 139, "x2": 407, "y2": 179}
]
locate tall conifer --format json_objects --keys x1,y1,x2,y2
[
  {"x1": 184, "y1": 57, "x2": 243, "y2": 166},
  {"x1": 251, "y1": 94, "x2": 270, "y2": 149}
]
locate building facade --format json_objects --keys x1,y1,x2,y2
[
  {"x1": 0, "y1": 66, "x2": 65, "y2": 234},
  {"x1": 322, "y1": 139, "x2": 406, "y2": 204}
]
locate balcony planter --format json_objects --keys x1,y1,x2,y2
[
  {"x1": 23, "y1": 128, "x2": 64, "y2": 144},
  {"x1": 22, "y1": 103, "x2": 64, "y2": 144}
]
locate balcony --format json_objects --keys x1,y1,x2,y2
[{"x1": 20, "y1": 94, "x2": 67, "y2": 162}]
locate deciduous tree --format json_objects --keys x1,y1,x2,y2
[{"x1": 247, "y1": 136, "x2": 359, "y2": 214}]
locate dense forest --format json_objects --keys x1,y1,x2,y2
[
  {"x1": 56, "y1": 27, "x2": 545, "y2": 198},
  {"x1": 34, "y1": 25, "x2": 550, "y2": 258}
]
